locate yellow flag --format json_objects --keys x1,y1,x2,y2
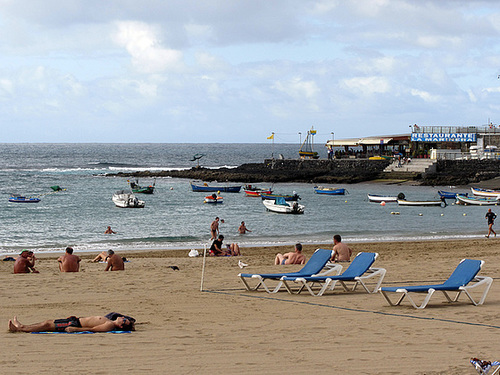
[{"x1": 267, "y1": 134, "x2": 274, "y2": 139}]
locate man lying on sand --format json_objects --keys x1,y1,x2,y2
[{"x1": 8, "y1": 314, "x2": 135, "y2": 333}]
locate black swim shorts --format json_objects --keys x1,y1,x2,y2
[{"x1": 54, "y1": 316, "x2": 81, "y2": 332}]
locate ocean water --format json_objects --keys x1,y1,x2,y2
[{"x1": 0, "y1": 143, "x2": 490, "y2": 256}]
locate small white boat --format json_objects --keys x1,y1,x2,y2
[
  {"x1": 112, "y1": 190, "x2": 145, "y2": 208},
  {"x1": 263, "y1": 198, "x2": 305, "y2": 214},
  {"x1": 367, "y1": 194, "x2": 398, "y2": 203},
  {"x1": 471, "y1": 187, "x2": 500, "y2": 198},
  {"x1": 456, "y1": 195, "x2": 499, "y2": 206},
  {"x1": 397, "y1": 199, "x2": 443, "y2": 206}
]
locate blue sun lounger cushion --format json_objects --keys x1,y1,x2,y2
[
  {"x1": 238, "y1": 248, "x2": 338, "y2": 293},
  {"x1": 379, "y1": 259, "x2": 493, "y2": 309},
  {"x1": 281, "y1": 252, "x2": 386, "y2": 296}
]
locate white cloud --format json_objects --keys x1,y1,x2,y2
[
  {"x1": 410, "y1": 88, "x2": 440, "y2": 102},
  {"x1": 341, "y1": 77, "x2": 391, "y2": 95},
  {"x1": 112, "y1": 21, "x2": 184, "y2": 73}
]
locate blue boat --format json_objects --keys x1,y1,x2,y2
[
  {"x1": 190, "y1": 181, "x2": 241, "y2": 193},
  {"x1": 260, "y1": 193, "x2": 300, "y2": 201},
  {"x1": 9, "y1": 195, "x2": 41, "y2": 203},
  {"x1": 437, "y1": 190, "x2": 467, "y2": 199},
  {"x1": 313, "y1": 186, "x2": 346, "y2": 195}
]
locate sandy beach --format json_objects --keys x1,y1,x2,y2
[{"x1": 1, "y1": 238, "x2": 498, "y2": 374}]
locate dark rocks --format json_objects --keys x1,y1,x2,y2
[{"x1": 423, "y1": 160, "x2": 500, "y2": 186}]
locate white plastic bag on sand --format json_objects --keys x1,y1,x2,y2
[{"x1": 188, "y1": 249, "x2": 199, "y2": 257}]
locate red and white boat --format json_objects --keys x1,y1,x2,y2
[
  {"x1": 243, "y1": 185, "x2": 272, "y2": 197},
  {"x1": 204, "y1": 194, "x2": 223, "y2": 204}
]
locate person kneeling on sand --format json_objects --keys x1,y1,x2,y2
[
  {"x1": 104, "y1": 250, "x2": 125, "y2": 271},
  {"x1": 8, "y1": 314, "x2": 135, "y2": 333},
  {"x1": 210, "y1": 235, "x2": 240, "y2": 256},
  {"x1": 57, "y1": 247, "x2": 81, "y2": 272},
  {"x1": 275, "y1": 243, "x2": 306, "y2": 265}
]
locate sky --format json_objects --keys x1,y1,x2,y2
[{"x1": 1, "y1": 0, "x2": 500, "y2": 143}]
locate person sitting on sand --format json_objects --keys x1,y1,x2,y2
[
  {"x1": 104, "y1": 250, "x2": 125, "y2": 271},
  {"x1": 8, "y1": 314, "x2": 135, "y2": 333},
  {"x1": 57, "y1": 247, "x2": 81, "y2": 272},
  {"x1": 92, "y1": 251, "x2": 109, "y2": 263},
  {"x1": 226, "y1": 243, "x2": 241, "y2": 256},
  {"x1": 104, "y1": 226, "x2": 116, "y2": 234},
  {"x1": 275, "y1": 243, "x2": 306, "y2": 265},
  {"x1": 331, "y1": 234, "x2": 352, "y2": 262},
  {"x1": 238, "y1": 221, "x2": 252, "y2": 234},
  {"x1": 14, "y1": 249, "x2": 39, "y2": 274}
]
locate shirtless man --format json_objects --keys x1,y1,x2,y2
[
  {"x1": 57, "y1": 247, "x2": 81, "y2": 272},
  {"x1": 104, "y1": 250, "x2": 125, "y2": 271},
  {"x1": 210, "y1": 217, "x2": 220, "y2": 240},
  {"x1": 274, "y1": 243, "x2": 306, "y2": 265},
  {"x1": 13, "y1": 250, "x2": 39, "y2": 274},
  {"x1": 8, "y1": 314, "x2": 134, "y2": 333},
  {"x1": 331, "y1": 234, "x2": 352, "y2": 262},
  {"x1": 238, "y1": 221, "x2": 252, "y2": 234},
  {"x1": 104, "y1": 226, "x2": 116, "y2": 234}
]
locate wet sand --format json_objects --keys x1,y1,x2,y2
[{"x1": 1, "y1": 239, "x2": 498, "y2": 374}]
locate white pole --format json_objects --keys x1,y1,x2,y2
[{"x1": 200, "y1": 244, "x2": 207, "y2": 291}]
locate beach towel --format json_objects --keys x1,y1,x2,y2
[
  {"x1": 31, "y1": 331, "x2": 132, "y2": 335},
  {"x1": 471, "y1": 358, "x2": 500, "y2": 375}
]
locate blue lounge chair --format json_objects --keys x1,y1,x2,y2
[
  {"x1": 379, "y1": 259, "x2": 493, "y2": 309},
  {"x1": 238, "y1": 249, "x2": 339, "y2": 293},
  {"x1": 281, "y1": 252, "x2": 386, "y2": 296}
]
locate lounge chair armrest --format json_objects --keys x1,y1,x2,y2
[
  {"x1": 358, "y1": 267, "x2": 386, "y2": 279},
  {"x1": 313, "y1": 263, "x2": 343, "y2": 277},
  {"x1": 459, "y1": 276, "x2": 493, "y2": 291}
]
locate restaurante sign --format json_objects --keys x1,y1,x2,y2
[{"x1": 411, "y1": 133, "x2": 476, "y2": 142}]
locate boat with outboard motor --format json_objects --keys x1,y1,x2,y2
[
  {"x1": 263, "y1": 197, "x2": 305, "y2": 214},
  {"x1": 128, "y1": 179, "x2": 155, "y2": 194},
  {"x1": 112, "y1": 190, "x2": 145, "y2": 208}
]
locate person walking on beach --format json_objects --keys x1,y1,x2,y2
[
  {"x1": 104, "y1": 250, "x2": 125, "y2": 271},
  {"x1": 210, "y1": 217, "x2": 220, "y2": 240},
  {"x1": 275, "y1": 243, "x2": 306, "y2": 265},
  {"x1": 8, "y1": 314, "x2": 135, "y2": 333},
  {"x1": 238, "y1": 221, "x2": 252, "y2": 234},
  {"x1": 57, "y1": 247, "x2": 81, "y2": 272},
  {"x1": 104, "y1": 226, "x2": 116, "y2": 234},
  {"x1": 485, "y1": 208, "x2": 497, "y2": 238},
  {"x1": 14, "y1": 250, "x2": 39, "y2": 274},
  {"x1": 331, "y1": 234, "x2": 352, "y2": 262}
]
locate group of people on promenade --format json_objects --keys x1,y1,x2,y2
[
  {"x1": 12, "y1": 248, "x2": 125, "y2": 274},
  {"x1": 209, "y1": 217, "x2": 252, "y2": 256}
]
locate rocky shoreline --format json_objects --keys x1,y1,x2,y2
[{"x1": 107, "y1": 158, "x2": 500, "y2": 186}]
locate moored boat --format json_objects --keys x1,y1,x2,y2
[
  {"x1": 262, "y1": 197, "x2": 305, "y2": 214},
  {"x1": 129, "y1": 179, "x2": 155, "y2": 194},
  {"x1": 8, "y1": 195, "x2": 41, "y2": 203},
  {"x1": 313, "y1": 186, "x2": 346, "y2": 195},
  {"x1": 190, "y1": 181, "x2": 241, "y2": 193},
  {"x1": 204, "y1": 193, "x2": 223, "y2": 204},
  {"x1": 397, "y1": 199, "x2": 444, "y2": 206},
  {"x1": 456, "y1": 195, "x2": 500, "y2": 206},
  {"x1": 260, "y1": 192, "x2": 300, "y2": 201},
  {"x1": 243, "y1": 185, "x2": 272, "y2": 197},
  {"x1": 112, "y1": 190, "x2": 145, "y2": 208},
  {"x1": 471, "y1": 187, "x2": 500, "y2": 198},
  {"x1": 367, "y1": 194, "x2": 398, "y2": 203},
  {"x1": 437, "y1": 190, "x2": 467, "y2": 199}
]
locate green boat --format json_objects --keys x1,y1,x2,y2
[{"x1": 128, "y1": 179, "x2": 155, "y2": 194}]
